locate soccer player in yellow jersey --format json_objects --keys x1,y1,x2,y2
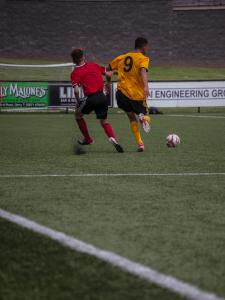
[{"x1": 109, "y1": 37, "x2": 151, "y2": 152}]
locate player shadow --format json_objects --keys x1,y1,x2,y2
[{"x1": 72, "y1": 137, "x2": 141, "y2": 155}]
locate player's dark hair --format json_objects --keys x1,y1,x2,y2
[
  {"x1": 135, "y1": 37, "x2": 148, "y2": 49},
  {"x1": 71, "y1": 48, "x2": 84, "y2": 64}
]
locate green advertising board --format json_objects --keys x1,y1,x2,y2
[{"x1": 0, "y1": 82, "x2": 49, "y2": 108}]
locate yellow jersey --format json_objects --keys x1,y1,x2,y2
[{"x1": 109, "y1": 52, "x2": 150, "y2": 101}]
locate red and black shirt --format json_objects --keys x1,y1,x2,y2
[{"x1": 71, "y1": 62, "x2": 106, "y2": 96}]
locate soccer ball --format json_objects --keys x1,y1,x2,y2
[{"x1": 166, "y1": 134, "x2": 181, "y2": 147}]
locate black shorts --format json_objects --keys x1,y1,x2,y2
[
  {"x1": 116, "y1": 89, "x2": 148, "y2": 115},
  {"x1": 79, "y1": 91, "x2": 108, "y2": 119}
]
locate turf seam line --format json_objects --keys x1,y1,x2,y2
[
  {"x1": 0, "y1": 173, "x2": 225, "y2": 178},
  {"x1": 0, "y1": 209, "x2": 224, "y2": 300}
]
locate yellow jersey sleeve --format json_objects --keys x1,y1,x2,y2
[
  {"x1": 139, "y1": 56, "x2": 150, "y2": 71},
  {"x1": 109, "y1": 55, "x2": 124, "y2": 70}
]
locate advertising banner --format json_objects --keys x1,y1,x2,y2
[
  {"x1": 0, "y1": 82, "x2": 48, "y2": 108},
  {"x1": 49, "y1": 83, "x2": 112, "y2": 107},
  {"x1": 48, "y1": 83, "x2": 76, "y2": 107},
  {"x1": 1, "y1": 81, "x2": 224, "y2": 110},
  {"x1": 112, "y1": 81, "x2": 225, "y2": 107}
]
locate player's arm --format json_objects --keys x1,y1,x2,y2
[
  {"x1": 73, "y1": 85, "x2": 80, "y2": 103},
  {"x1": 71, "y1": 71, "x2": 81, "y2": 106},
  {"x1": 140, "y1": 68, "x2": 149, "y2": 98},
  {"x1": 105, "y1": 56, "x2": 121, "y2": 86},
  {"x1": 97, "y1": 64, "x2": 114, "y2": 79},
  {"x1": 106, "y1": 68, "x2": 117, "y2": 85},
  {"x1": 98, "y1": 64, "x2": 115, "y2": 93},
  {"x1": 140, "y1": 56, "x2": 150, "y2": 98},
  {"x1": 105, "y1": 70, "x2": 114, "y2": 83},
  {"x1": 104, "y1": 70, "x2": 115, "y2": 96}
]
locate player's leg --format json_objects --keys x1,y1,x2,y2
[
  {"x1": 127, "y1": 112, "x2": 145, "y2": 152},
  {"x1": 133, "y1": 100, "x2": 151, "y2": 133},
  {"x1": 116, "y1": 90, "x2": 144, "y2": 151},
  {"x1": 93, "y1": 92, "x2": 124, "y2": 153},
  {"x1": 100, "y1": 119, "x2": 124, "y2": 153},
  {"x1": 75, "y1": 99, "x2": 93, "y2": 145}
]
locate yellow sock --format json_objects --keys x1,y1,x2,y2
[{"x1": 130, "y1": 121, "x2": 143, "y2": 145}]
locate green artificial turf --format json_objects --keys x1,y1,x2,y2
[
  {"x1": 1, "y1": 57, "x2": 225, "y2": 81},
  {"x1": 0, "y1": 113, "x2": 225, "y2": 299},
  {"x1": 149, "y1": 66, "x2": 225, "y2": 81},
  {"x1": 0, "y1": 219, "x2": 184, "y2": 300}
]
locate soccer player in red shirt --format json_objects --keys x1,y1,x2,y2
[{"x1": 70, "y1": 48, "x2": 123, "y2": 153}]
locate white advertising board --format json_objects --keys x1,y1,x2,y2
[{"x1": 112, "y1": 81, "x2": 225, "y2": 108}]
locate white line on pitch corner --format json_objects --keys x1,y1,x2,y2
[
  {"x1": 0, "y1": 173, "x2": 225, "y2": 178},
  {"x1": 0, "y1": 209, "x2": 224, "y2": 300},
  {"x1": 166, "y1": 114, "x2": 225, "y2": 119}
]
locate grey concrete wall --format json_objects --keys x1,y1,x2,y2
[
  {"x1": 0, "y1": 0, "x2": 225, "y2": 66},
  {"x1": 172, "y1": 9, "x2": 225, "y2": 65}
]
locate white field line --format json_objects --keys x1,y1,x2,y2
[
  {"x1": 0, "y1": 209, "x2": 224, "y2": 300},
  {"x1": 0, "y1": 172, "x2": 225, "y2": 178},
  {"x1": 166, "y1": 114, "x2": 225, "y2": 119}
]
